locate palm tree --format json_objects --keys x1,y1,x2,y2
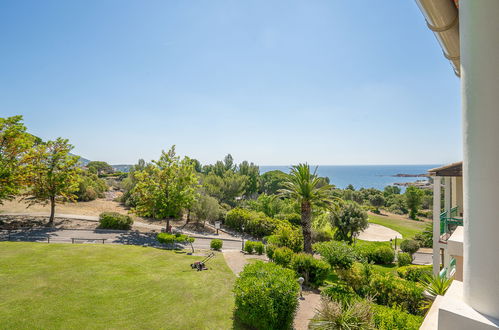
[{"x1": 279, "y1": 164, "x2": 337, "y2": 254}]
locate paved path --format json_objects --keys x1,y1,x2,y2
[
  {"x1": 357, "y1": 223, "x2": 402, "y2": 241},
  {"x1": 294, "y1": 291, "x2": 321, "y2": 330},
  {"x1": 1, "y1": 228, "x2": 243, "y2": 250}
]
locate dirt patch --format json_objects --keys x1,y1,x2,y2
[{"x1": 0, "y1": 215, "x2": 98, "y2": 230}]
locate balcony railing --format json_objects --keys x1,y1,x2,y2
[{"x1": 440, "y1": 208, "x2": 463, "y2": 236}]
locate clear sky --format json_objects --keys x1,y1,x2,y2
[{"x1": 0, "y1": 1, "x2": 461, "y2": 166}]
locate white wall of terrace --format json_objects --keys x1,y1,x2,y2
[{"x1": 461, "y1": 0, "x2": 499, "y2": 319}]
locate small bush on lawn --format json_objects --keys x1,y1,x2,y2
[
  {"x1": 321, "y1": 283, "x2": 359, "y2": 306},
  {"x1": 210, "y1": 239, "x2": 223, "y2": 251},
  {"x1": 397, "y1": 265, "x2": 432, "y2": 282},
  {"x1": 309, "y1": 298, "x2": 373, "y2": 330},
  {"x1": 254, "y1": 241, "x2": 265, "y2": 255},
  {"x1": 370, "y1": 246, "x2": 395, "y2": 265},
  {"x1": 266, "y1": 244, "x2": 276, "y2": 260},
  {"x1": 368, "y1": 273, "x2": 425, "y2": 315},
  {"x1": 234, "y1": 261, "x2": 299, "y2": 330},
  {"x1": 400, "y1": 239, "x2": 420, "y2": 256},
  {"x1": 372, "y1": 304, "x2": 423, "y2": 330},
  {"x1": 397, "y1": 252, "x2": 412, "y2": 267},
  {"x1": 313, "y1": 241, "x2": 357, "y2": 269},
  {"x1": 273, "y1": 247, "x2": 294, "y2": 268},
  {"x1": 99, "y1": 212, "x2": 133, "y2": 230},
  {"x1": 291, "y1": 253, "x2": 330, "y2": 287},
  {"x1": 244, "y1": 241, "x2": 255, "y2": 254},
  {"x1": 156, "y1": 233, "x2": 190, "y2": 249}
]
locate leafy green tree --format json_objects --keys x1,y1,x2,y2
[
  {"x1": 279, "y1": 164, "x2": 337, "y2": 254},
  {"x1": 0, "y1": 116, "x2": 34, "y2": 204},
  {"x1": 405, "y1": 186, "x2": 423, "y2": 219},
  {"x1": 369, "y1": 194, "x2": 385, "y2": 214},
  {"x1": 131, "y1": 146, "x2": 199, "y2": 231},
  {"x1": 259, "y1": 170, "x2": 288, "y2": 195},
  {"x1": 246, "y1": 193, "x2": 284, "y2": 218},
  {"x1": 202, "y1": 171, "x2": 246, "y2": 206},
  {"x1": 191, "y1": 159, "x2": 202, "y2": 173},
  {"x1": 23, "y1": 138, "x2": 81, "y2": 224},
  {"x1": 238, "y1": 160, "x2": 259, "y2": 197},
  {"x1": 87, "y1": 161, "x2": 114, "y2": 175},
  {"x1": 330, "y1": 202, "x2": 368, "y2": 244},
  {"x1": 75, "y1": 170, "x2": 108, "y2": 201},
  {"x1": 384, "y1": 185, "x2": 401, "y2": 196},
  {"x1": 192, "y1": 193, "x2": 221, "y2": 226}
]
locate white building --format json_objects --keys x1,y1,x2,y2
[{"x1": 416, "y1": 0, "x2": 499, "y2": 329}]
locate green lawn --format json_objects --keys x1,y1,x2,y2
[
  {"x1": 0, "y1": 242, "x2": 236, "y2": 329},
  {"x1": 368, "y1": 214, "x2": 427, "y2": 239}
]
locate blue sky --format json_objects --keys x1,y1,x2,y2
[{"x1": 0, "y1": 1, "x2": 461, "y2": 165}]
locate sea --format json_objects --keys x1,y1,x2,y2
[{"x1": 259, "y1": 165, "x2": 440, "y2": 191}]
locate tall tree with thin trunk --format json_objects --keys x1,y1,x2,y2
[
  {"x1": 279, "y1": 164, "x2": 337, "y2": 254},
  {"x1": 23, "y1": 138, "x2": 81, "y2": 225}
]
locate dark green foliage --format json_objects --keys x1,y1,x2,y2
[
  {"x1": 405, "y1": 186, "x2": 424, "y2": 219},
  {"x1": 244, "y1": 240, "x2": 255, "y2": 254},
  {"x1": 266, "y1": 224, "x2": 303, "y2": 252},
  {"x1": 368, "y1": 274, "x2": 425, "y2": 315},
  {"x1": 210, "y1": 239, "x2": 223, "y2": 251},
  {"x1": 313, "y1": 241, "x2": 357, "y2": 269},
  {"x1": 383, "y1": 185, "x2": 401, "y2": 196},
  {"x1": 369, "y1": 194, "x2": 385, "y2": 213},
  {"x1": 372, "y1": 304, "x2": 423, "y2": 330},
  {"x1": 370, "y1": 246, "x2": 395, "y2": 265},
  {"x1": 259, "y1": 170, "x2": 289, "y2": 195},
  {"x1": 266, "y1": 244, "x2": 276, "y2": 260},
  {"x1": 397, "y1": 252, "x2": 412, "y2": 267},
  {"x1": 321, "y1": 283, "x2": 359, "y2": 306},
  {"x1": 253, "y1": 241, "x2": 265, "y2": 255},
  {"x1": 311, "y1": 228, "x2": 333, "y2": 243},
  {"x1": 400, "y1": 239, "x2": 420, "y2": 256},
  {"x1": 397, "y1": 265, "x2": 432, "y2": 282},
  {"x1": 276, "y1": 212, "x2": 302, "y2": 226},
  {"x1": 76, "y1": 171, "x2": 107, "y2": 201},
  {"x1": 234, "y1": 261, "x2": 299, "y2": 330},
  {"x1": 87, "y1": 161, "x2": 114, "y2": 176},
  {"x1": 98, "y1": 212, "x2": 133, "y2": 230},
  {"x1": 336, "y1": 262, "x2": 373, "y2": 295},
  {"x1": 291, "y1": 253, "x2": 330, "y2": 287},
  {"x1": 273, "y1": 247, "x2": 294, "y2": 268},
  {"x1": 414, "y1": 223, "x2": 433, "y2": 248},
  {"x1": 156, "y1": 232, "x2": 190, "y2": 248},
  {"x1": 225, "y1": 208, "x2": 287, "y2": 238},
  {"x1": 330, "y1": 202, "x2": 368, "y2": 244}
]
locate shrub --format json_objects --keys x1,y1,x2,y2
[
  {"x1": 244, "y1": 241, "x2": 255, "y2": 254},
  {"x1": 423, "y1": 274, "x2": 453, "y2": 298},
  {"x1": 309, "y1": 298, "x2": 373, "y2": 330},
  {"x1": 397, "y1": 265, "x2": 432, "y2": 282},
  {"x1": 370, "y1": 246, "x2": 395, "y2": 265},
  {"x1": 210, "y1": 239, "x2": 223, "y2": 251},
  {"x1": 291, "y1": 253, "x2": 331, "y2": 287},
  {"x1": 156, "y1": 233, "x2": 190, "y2": 248},
  {"x1": 266, "y1": 244, "x2": 276, "y2": 260},
  {"x1": 368, "y1": 274, "x2": 425, "y2": 315},
  {"x1": 98, "y1": 212, "x2": 133, "y2": 230},
  {"x1": 414, "y1": 223, "x2": 433, "y2": 248},
  {"x1": 225, "y1": 208, "x2": 286, "y2": 238},
  {"x1": 321, "y1": 283, "x2": 358, "y2": 306},
  {"x1": 76, "y1": 171, "x2": 107, "y2": 201},
  {"x1": 372, "y1": 304, "x2": 423, "y2": 330},
  {"x1": 234, "y1": 261, "x2": 299, "y2": 330},
  {"x1": 314, "y1": 241, "x2": 357, "y2": 269},
  {"x1": 273, "y1": 247, "x2": 294, "y2": 268},
  {"x1": 266, "y1": 224, "x2": 303, "y2": 252},
  {"x1": 400, "y1": 239, "x2": 420, "y2": 256},
  {"x1": 254, "y1": 241, "x2": 265, "y2": 255},
  {"x1": 311, "y1": 228, "x2": 333, "y2": 243},
  {"x1": 397, "y1": 252, "x2": 412, "y2": 267},
  {"x1": 336, "y1": 262, "x2": 373, "y2": 295}
]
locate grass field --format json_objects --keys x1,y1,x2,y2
[
  {"x1": 0, "y1": 242, "x2": 235, "y2": 329},
  {"x1": 368, "y1": 214, "x2": 427, "y2": 239}
]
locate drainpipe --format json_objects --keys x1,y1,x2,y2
[{"x1": 414, "y1": 0, "x2": 460, "y2": 76}]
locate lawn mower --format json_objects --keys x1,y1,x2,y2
[{"x1": 190, "y1": 252, "x2": 215, "y2": 271}]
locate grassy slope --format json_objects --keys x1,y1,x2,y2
[
  {"x1": 368, "y1": 214, "x2": 426, "y2": 239},
  {"x1": 0, "y1": 242, "x2": 235, "y2": 329}
]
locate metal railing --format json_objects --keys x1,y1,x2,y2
[{"x1": 440, "y1": 209, "x2": 463, "y2": 236}]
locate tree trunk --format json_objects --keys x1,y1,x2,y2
[
  {"x1": 301, "y1": 201, "x2": 313, "y2": 254},
  {"x1": 49, "y1": 196, "x2": 56, "y2": 226},
  {"x1": 166, "y1": 218, "x2": 170, "y2": 233}
]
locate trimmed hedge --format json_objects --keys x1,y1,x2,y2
[
  {"x1": 313, "y1": 241, "x2": 357, "y2": 269},
  {"x1": 370, "y1": 246, "x2": 395, "y2": 265},
  {"x1": 368, "y1": 274, "x2": 425, "y2": 315},
  {"x1": 397, "y1": 252, "x2": 412, "y2": 267},
  {"x1": 401, "y1": 239, "x2": 420, "y2": 256},
  {"x1": 397, "y1": 265, "x2": 432, "y2": 282},
  {"x1": 210, "y1": 239, "x2": 223, "y2": 251},
  {"x1": 156, "y1": 233, "x2": 190, "y2": 248},
  {"x1": 98, "y1": 212, "x2": 133, "y2": 230},
  {"x1": 234, "y1": 261, "x2": 299, "y2": 330},
  {"x1": 225, "y1": 208, "x2": 287, "y2": 238},
  {"x1": 254, "y1": 241, "x2": 265, "y2": 255},
  {"x1": 372, "y1": 304, "x2": 423, "y2": 330},
  {"x1": 291, "y1": 253, "x2": 330, "y2": 287},
  {"x1": 273, "y1": 247, "x2": 294, "y2": 268},
  {"x1": 244, "y1": 241, "x2": 255, "y2": 254},
  {"x1": 266, "y1": 225, "x2": 303, "y2": 253}
]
